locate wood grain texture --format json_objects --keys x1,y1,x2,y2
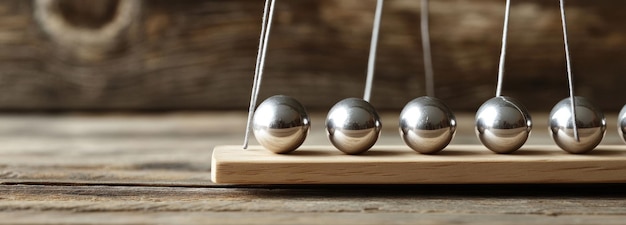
[
  {"x1": 0, "y1": 112, "x2": 626, "y2": 224},
  {"x1": 0, "y1": 0, "x2": 624, "y2": 110},
  {"x1": 3, "y1": 185, "x2": 626, "y2": 225},
  {"x1": 5, "y1": 211, "x2": 626, "y2": 225},
  {"x1": 212, "y1": 145, "x2": 626, "y2": 184},
  {"x1": 0, "y1": 112, "x2": 620, "y2": 184}
]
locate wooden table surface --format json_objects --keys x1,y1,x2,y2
[{"x1": 2, "y1": 112, "x2": 626, "y2": 225}]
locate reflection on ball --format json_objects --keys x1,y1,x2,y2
[
  {"x1": 475, "y1": 96, "x2": 532, "y2": 154},
  {"x1": 399, "y1": 96, "x2": 456, "y2": 154},
  {"x1": 619, "y1": 105, "x2": 626, "y2": 144},
  {"x1": 326, "y1": 98, "x2": 382, "y2": 155},
  {"x1": 549, "y1": 97, "x2": 605, "y2": 154},
  {"x1": 252, "y1": 95, "x2": 310, "y2": 154}
]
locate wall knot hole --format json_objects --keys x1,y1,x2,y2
[{"x1": 55, "y1": 0, "x2": 120, "y2": 30}]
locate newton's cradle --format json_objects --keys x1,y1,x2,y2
[{"x1": 211, "y1": 0, "x2": 626, "y2": 184}]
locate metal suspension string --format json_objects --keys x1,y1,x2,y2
[
  {"x1": 495, "y1": 0, "x2": 511, "y2": 97},
  {"x1": 559, "y1": 0, "x2": 579, "y2": 141},
  {"x1": 421, "y1": 0, "x2": 435, "y2": 97},
  {"x1": 363, "y1": 0, "x2": 384, "y2": 102},
  {"x1": 243, "y1": 0, "x2": 277, "y2": 149}
]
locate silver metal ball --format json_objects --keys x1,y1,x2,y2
[
  {"x1": 252, "y1": 95, "x2": 310, "y2": 154},
  {"x1": 619, "y1": 105, "x2": 626, "y2": 143},
  {"x1": 549, "y1": 96, "x2": 606, "y2": 154},
  {"x1": 475, "y1": 96, "x2": 532, "y2": 153},
  {"x1": 326, "y1": 98, "x2": 382, "y2": 154},
  {"x1": 399, "y1": 96, "x2": 456, "y2": 154}
]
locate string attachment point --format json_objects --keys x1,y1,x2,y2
[
  {"x1": 558, "y1": 0, "x2": 579, "y2": 142},
  {"x1": 474, "y1": 0, "x2": 532, "y2": 154}
]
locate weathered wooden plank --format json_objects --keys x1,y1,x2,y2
[
  {"x1": 3, "y1": 211, "x2": 626, "y2": 225},
  {"x1": 0, "y1": 112, "x2": 622, "y2": 185},
  {"x1": 0, "y1": 0, "x2": 623, "y2": 110},
  {"x1": 0, "y1": 168, "x2": 217, "y2": 186},
  {"x1": 0, "y1": 113, "x2": 626, "y2": 224},
  {"x1": 2, "y1": 185, "x2": 626, "y2": 224}
]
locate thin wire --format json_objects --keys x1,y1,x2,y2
[
  {"x1": 559, "y1": 0, "x2": 579, "y2": 141},
  {"x1": 256, "y1": 0, "x2": 277, "y2": 105},
  {"x1": 243, "y1": 0, "x2": 276, "y2": 149},
  {"x1": 364, "y1": 0, "x2": 384, "y2": 102},
  {"x1": 495, "y1": 0, "x2": 511, "y2": 97},
  {"x1": 421, "y1": 0, "x2": 435, "y2": 97}
]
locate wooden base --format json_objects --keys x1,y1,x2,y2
[{"x1": 211, "y1": 145, "x2": 626, "y2": 184}]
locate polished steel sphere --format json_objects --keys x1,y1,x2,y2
[
  {"x1": 399, "y1": 96, "x2": 456, "y2": 154},
  {"x1": 475, "y1": 96, "x2": 532, "y2": 153},
  {"x1": 326, "y1": 98, "x2": 382, "y2": 154},
  {"x1": 619, "y1": 105, "x2": 626, "y2": 143},
  {"x1": 549, "y1": 97, "x2": 606, "y2": 154},
  {"x1": 252, "y1": 95, "x2": 310, "y2": 154}
]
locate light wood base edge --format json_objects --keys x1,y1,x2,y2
[{"x1": 211, "y1": 145, "x2": 626, "y2": 184}]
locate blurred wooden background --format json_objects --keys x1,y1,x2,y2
[{"x1": 0, "y1": 0, "x2": 624, "y2": 111}]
